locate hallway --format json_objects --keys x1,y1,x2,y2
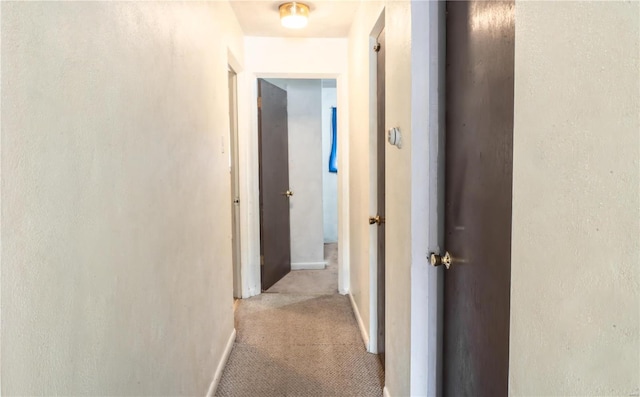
[
  {"x1": 216, "y1": 244, "x2": 384, "y2": 396},
  {"x1": 2, "y1": 1, "x2": 638, "y2": 395}
]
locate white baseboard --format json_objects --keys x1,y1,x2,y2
[
  {"x1": 291, "y1": 261, "x2": 326, "y2": 270},
  {"x1": 348, "y1": 293, "x2": 370, "y2": 350},
  {"x1": 206, "y1": 328, "x2": 236, "y2": 397},
  {"x1": 383, "y1": 386, "x2": 391, "y2": 397}
]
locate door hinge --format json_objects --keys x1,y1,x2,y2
[
  {"x1": 260, "y1": 255, "x2": 264, "y2": 266},
  {"x1": 374, "y1": 43, "x2": 381, "y2": 52},
  {"x1": 257, "y1": 97, "x2": 262, "y2": 108}
]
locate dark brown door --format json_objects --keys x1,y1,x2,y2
[
  {"x1": 375, "y1": 29, "x2": 386, "y2": 361},
  {"x1": 443, "y1": 1, "x2": 515, "y2": 396},
  {"x1": 258, "y1": 79, "x2": 292, "y2": 291}
]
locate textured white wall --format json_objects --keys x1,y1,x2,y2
[
  {"x1": 1, "y1": 2, "x2": 243, "y2": 395},
  {"x1": 286, "y1": 80, "x2": 325, "y2": 267},
  {"x1": 245, "y1": 37, "x2": 349, "y2": 77},
  {"x1": 510, "y1": 1, "x2": 639, "y2": 395},
  {"x1": 321, "y1": 85, "x2": 338, "y2": 243}
]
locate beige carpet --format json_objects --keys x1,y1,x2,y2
[
  {"x1": 216, "y1": 244, "x2": 384, "y2": 397},
  {"x1": 267, "y1": 244, "x2": 339, "y2": 295}
]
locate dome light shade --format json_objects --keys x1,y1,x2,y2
[{"x1": 279, "y1": 2, "x2": 309, "y2": 29}]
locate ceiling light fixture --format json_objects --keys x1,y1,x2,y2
[{"x1": 279, "y1": 2, "x2": 309, "y2": 29}]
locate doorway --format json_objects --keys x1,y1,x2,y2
[
  {"x1": 373, "y1": 28, "x2": 386, "y2": 363},
  {"x1": 228, "y1": 67, "x2": 242, "y2": 300},
  {"x1": 257, "y1": 78, "x2": 339, "y2": 294},
  {"x1": 441, "y1": 1, "x2": 515, "y2": 395}
]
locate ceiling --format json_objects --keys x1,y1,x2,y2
[{"x1": 229, "y1": 1, "x2": 361, "y2": 38}]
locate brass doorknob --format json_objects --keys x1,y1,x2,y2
[
  {"x1": 369, "y1": 215, "x2": 384, "y2": 225},
  {"x1": 430, "y1": 252, "x2": 452, "y2": 269},
  {"x1": 282, "y1": 190, "x2": 293, "y2": 197}
]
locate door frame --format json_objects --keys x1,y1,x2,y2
[
  {"x1": 228, "y1": 65, "x2": 242, "y2": 299},
  {"x1": 368, "y1": 11, "x2": 385, "y2": 356},
  {"x1": 226, "y1": 49, "x2": 246, "y2": 302},
  {"x1": 237, "y1": 72, "x2": 349, "y2": 299},
  {"x1": 406, "y1": 2, "x2": 446, "y2": 396}
]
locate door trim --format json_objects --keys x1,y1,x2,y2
[{"x1": 407, "y1": 2, "x2": 446, "y2": 396}]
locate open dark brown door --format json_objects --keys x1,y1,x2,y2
[
  {"x1": 258, "y1": 79, "x2": 292, "y2": 291},
  {"x1": 441, "y1": 1, "x2": 515, "y2": 396},
  {"x1": 374, "y1": 29, "x2": 386, "y2": 363}
]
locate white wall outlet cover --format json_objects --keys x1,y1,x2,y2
[{"x1": 388, "y1": 127, "x2": 402, "y2": 148}]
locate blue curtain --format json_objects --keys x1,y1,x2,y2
[{"x1": 329, "y1": 107, "x2": 338, "y2": 173}]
